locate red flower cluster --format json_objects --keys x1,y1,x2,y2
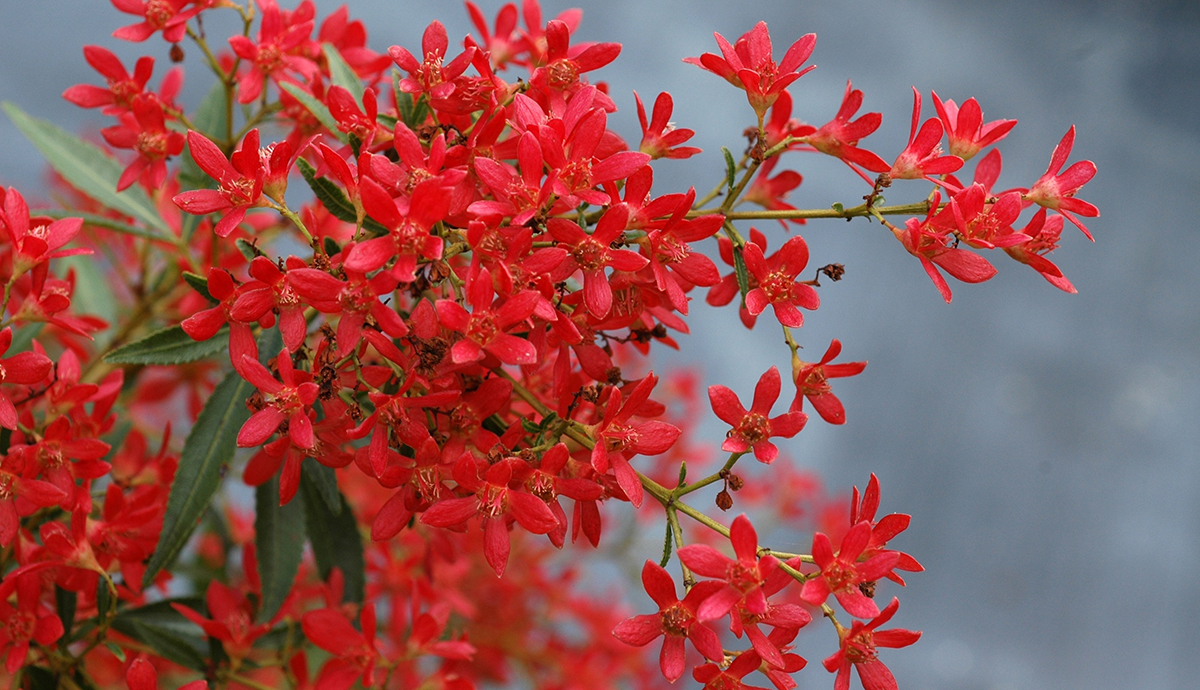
[{"x1": 0, "y1": 1, "x2": 1097, "y2": 689}]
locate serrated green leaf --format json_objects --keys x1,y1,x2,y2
[
  {"x1": 183, "y1": 271, "x2": 217, "y2": 304},
  {"x1": 105, "y1": 325, "x2": 228, "y2": 365},
  {"x1": 323, "y1": 43, "x2": 365, "y2": 103},
  {"x1": 722, "y1": 146, "x2": 736, "y2": 190},
  {"x1": 280, "y1": 82, "x2": 345, "y2": 142},
  {"x1": 296, "y1": 158, "x2": 388, "y2": 235},
  {"x1": 3, "y1": 102, "x2": 171, "y2": 233},
  {"x1": 255, "y1": 477, "x2": 307, "y2": 622},
  {"x1": 301, "y1": 471, "x2": 364, "y2": 604},
  {"x1": 33, "y1": 209, "x2": 176, "y2": 243}
]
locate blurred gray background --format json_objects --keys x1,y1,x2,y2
[{"x1": 1, "y1": 1, "x2": 1196, "y2": 688}]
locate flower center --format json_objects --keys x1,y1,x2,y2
[{"x1": 733, "y1": 413, "x2": 770, "y2": 444}]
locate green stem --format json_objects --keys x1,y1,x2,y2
[{"x1": 674, "y1": 452, "x2": 743, "y2": 497}]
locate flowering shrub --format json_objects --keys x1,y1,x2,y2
[{"x1": 0, "y1": 1, "x2": 1097, "y2": 689}]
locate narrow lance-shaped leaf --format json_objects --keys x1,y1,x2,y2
[
  {"x1": 111, "y1": 598, "x2": 209, "y2": 671},
  {"x1": 33, "y1": 208, "x2": 176, "y2": 243},
  {"x1": 3, "y1": 102, "x2": 172, "y2": 234},
  {"x1": 256, "y1": 476, "x2": 307, "y2": 622},
  {"x1": 296, "y1": 157, "x2": 388, "y2": 235},
  {"x1": 105, "y1": 325, "x2": 229, "y2": 365},
  {"x1": 280, "y1": 82, "x2": 346, "y2": 142},
  {"x1": 143, "y1": 328, "x2": 282, "y2": 587},
  {"x1": 301, "y1": 465, "x2": 365, "y2": 604},
  {"x1": 324, "y1": 43, "x2": 365, "y2": 102}
]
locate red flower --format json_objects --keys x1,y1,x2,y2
[
  {"x1": 822, "y1": 598, "x2": 921, "y2": 690},
  {"x1": 126, "y1": 656, "x2": 208, "y2": 690},
  {"x1": 742, "y1": 235, "x2": 820, "y2": 328},
  {"x1": 677, "y1": 514, "x2": 778, "y2": 621},
  {"x1": 636, "y1": 91, "x2": 700, "y2": 160},
  {"x1": 612, "y1": 561, "x2": 724, "y2": 683},
  {"x1": 301, "y1": 603, "x2": 382, "y2": 690},
  {"x1": 63, "y1": 45, "x2": 180, "y2": 116},
  {"x1": 849, "y1": 474, "x2": 924, "y2": 585},
  {"x1": 528, "y1": 20, "x2": 621, "y2": 104},
  {"x1": 790, "y1": 339, "x2": 867, "y2": 425},
  {"x1": 343, "y1": 177, "x2": 451, "y2": 283},
  {"x1": 389, "y1": 21, "x2": 476, "y2": 101},
  {"x1": 1024, "y1": 125, "x2": 1099, "y2": 241},
  {"x1": 227, "y1": 2, "x2": 318, "y2": 104},
  {"x1": 0, "y1": 327, "x2": 53, "y2": 430},
  {"x1": 0, "y1": 572, "x2": 63, "y2": 673},
  {"x1": 693, "y1": 651, "x2": 769, "y2": 690},
  {"x1": 801, "y1": 80, "x2": 890, "y2": 181},
  {"x1": 111, "y1": 0, "x2": 201, "y2": 43},
  {"x1": 1004, "y1": 209, "x2": 1077, "y2": 293},
  {"x1": 588, "y1": 373, "x2": 680, "y2": 508},
  {"x1": 172, "y1": 580, "x2": 278, "y2": 662},
  {"x1": 685, "y1": 21, "x2": 817, "y2": 120},
  {"x1": 742, "y1": 157, "x2": 804, "y2": 227},
  {"x1": 709, "y1": 366, "x2": 806, "y2": 464},
  {"x1": 420, "y1": 455, "x2": 559, "y2": 577},
  {"x1": 888, "y1": 193, "x2": 996, "y2": 304},
  {"x1": 547, "y1": 205, "x2": 648, "y2": 319},
  {"x1": 889, "y1": 88, "x2": 963, "y2": 183},
  {"x1": 102, "y1": 94, "x2": 185, "y2": 191},
  {"x1": 800, "y1": 520, "x2": 899, "y2": 619},
  {"x1": 173, "y1": 130, "x2": 266, "y2": 238},
  {"x1": 436, "y1": 268, "x2": 540, "y2": 366},
  {"x1": 931, "y1": 91, "x2": 1017, "y2": 162},
  {"x1": 236, "y1": 348, "x2": 319, "y2": 459}
]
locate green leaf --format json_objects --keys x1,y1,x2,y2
[
  {"x1": 55, "y1": 586, "x2": 76, "y2": 644},
  {"x1": 255, "y1": 476, "x2": 307, "y2": 622},
  {"x1": 295, "y1": 158, "x2": 388, "y2": 235},
  {"x1": 301, "y1": 471, "x2": 364, "y2": 604},
  {"x1": 280, "y1": 82, "x2": 346, "y2": 142},
  {"x1": 60, "y1": 254, "x2": 117, "y2": 345},
  {"x1": 142, "y1": 327, "x2": 282, "y2": 588},
  {"x1": 22, "y1": 666, "x2": 55, "y2": 690},
  {"x1": 3, "y1": 102, "x2": 171, "y2": 234},
  {"x1": 33, "y1": 209, "x2": 176, "y2": 243},
  {"x1": 10, "y1": 322, "x2": 43, "y2": 354},
  {"x1": 111, "y1": 598, "x2": 209, "y2": 671},
  {"x1": 104, "y1": 642, "x2": 126, "y2": 662},
  {"x1": 733, "y1": 244, "x2": 750, "y2": 304},
  {"x1": 722, "y1": 146, "x2": 737, "y2": 190},
  {"x1": 142, "y1": 369, "x2": 252, "y2": 586},
  {"x1": 105, "y1": 325, "x2": 228, "y2": 365},
  {"x1": 323, "y1": 43, "x2": 365, "y2": 102},
  {"x1": 236, "y1": 238, "x2": 266, "y2": 262},
  {"x1": 183, "y1": 271, "x2": 217, "y2": 304},
  {"x1": 302, "y1": 458, "x2": 341, "y2": 515},
  {"x1": 394, "y1": 72, "x2": 427, "y2": 128}
]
